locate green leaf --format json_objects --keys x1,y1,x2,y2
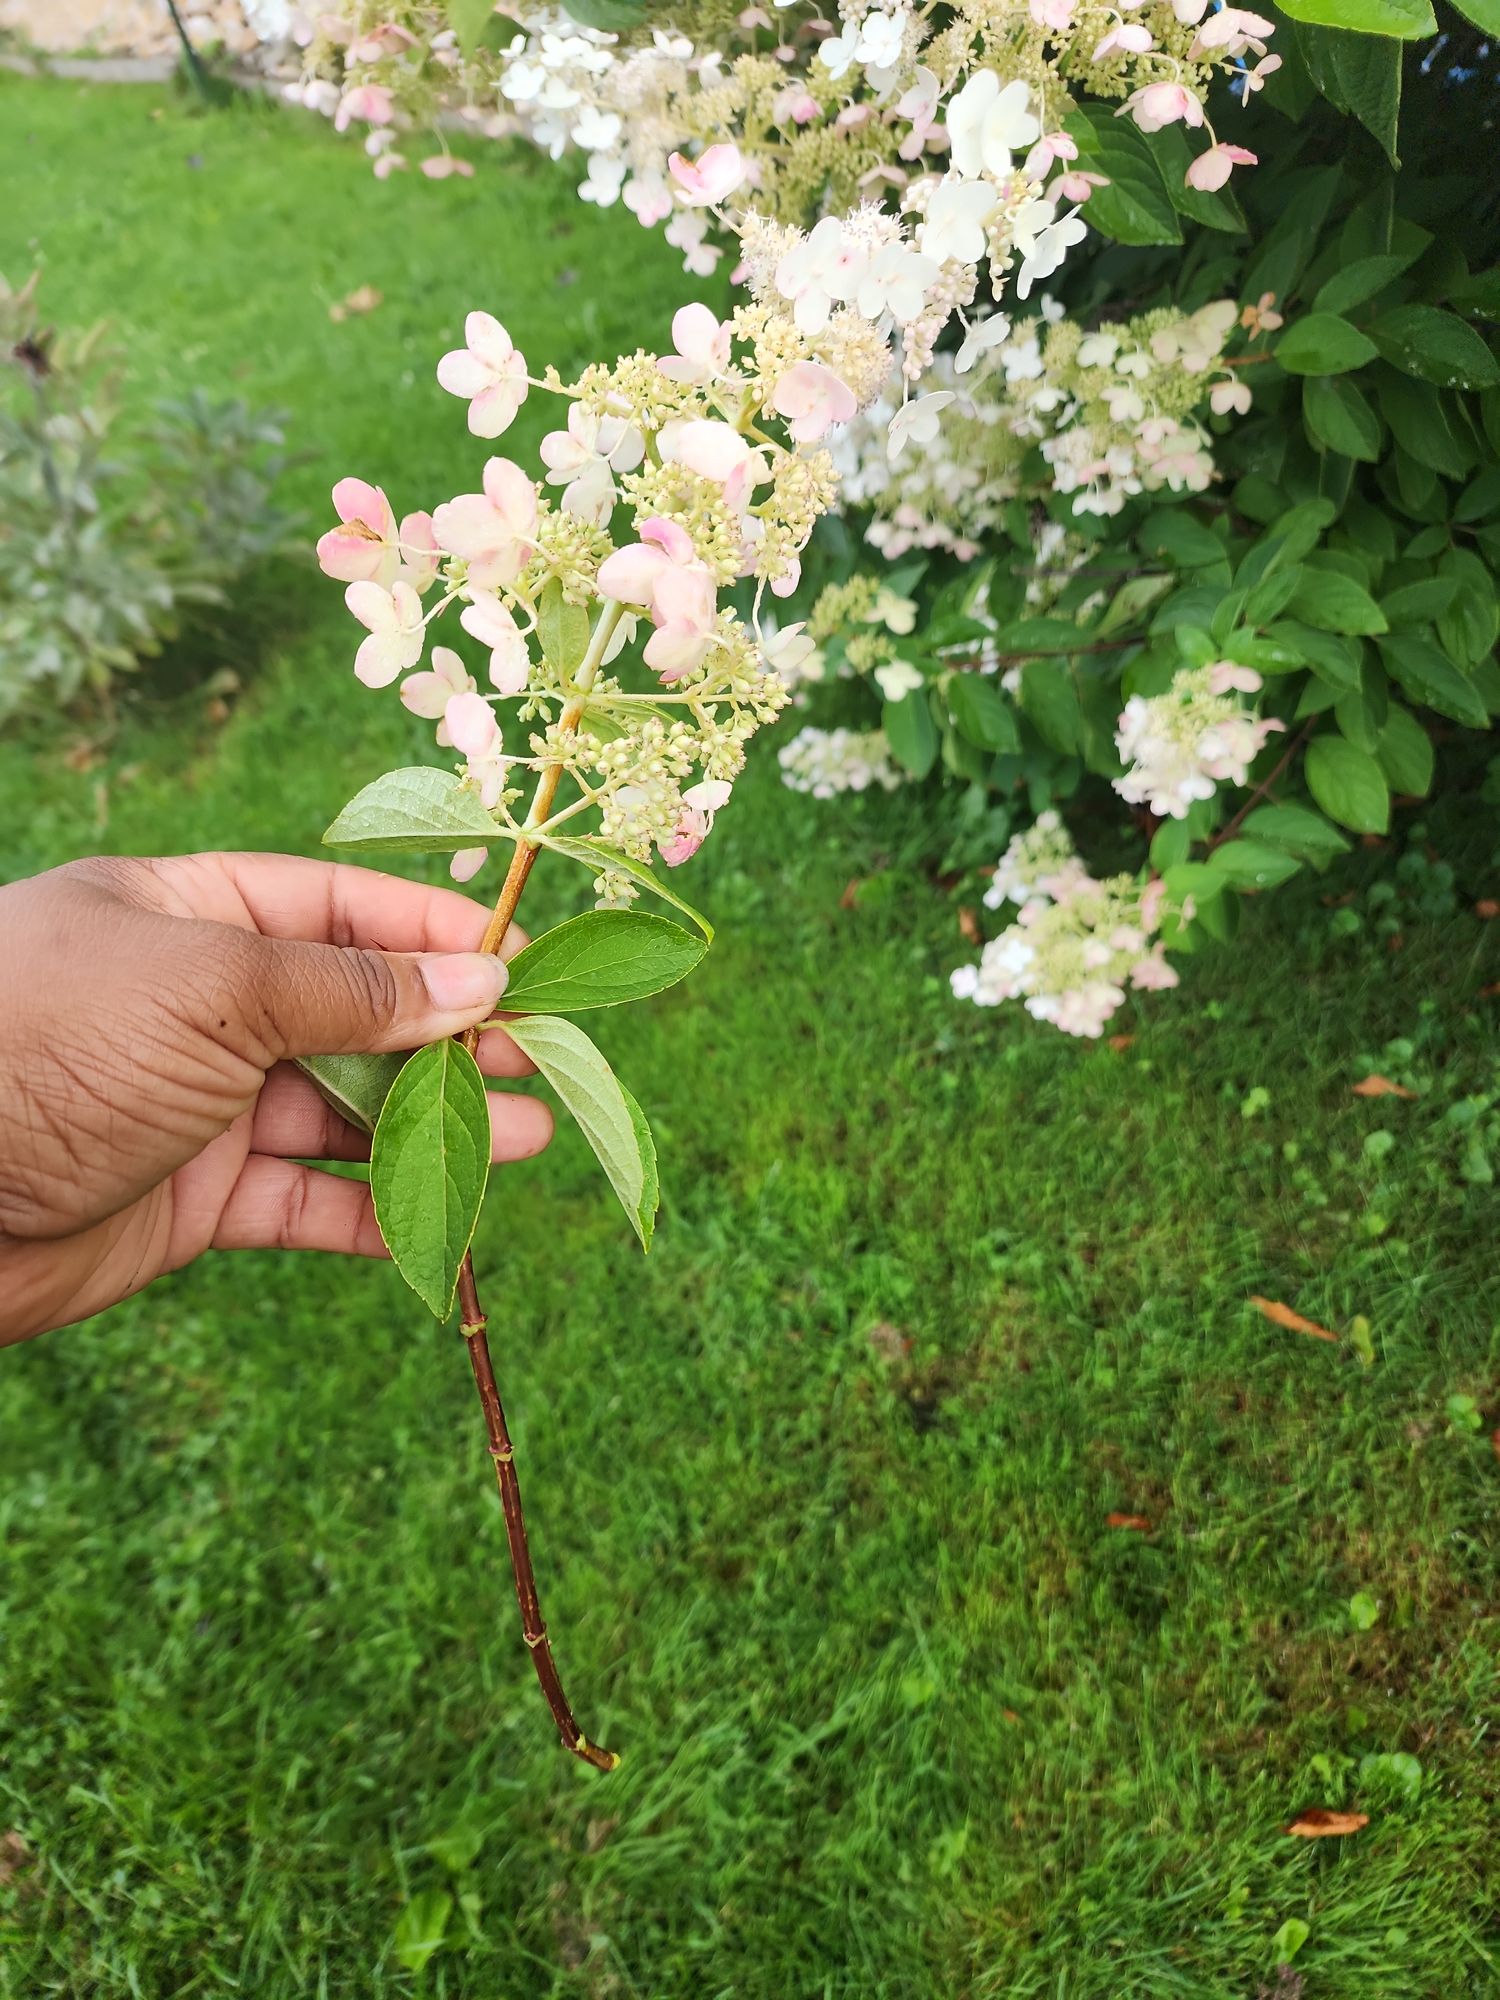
[
  {"x1": 1378, "y1": 633, "x2": 1489, "y2": 727},
  {"x1": 370, "y1": 1040, "x2": 491, "y2": 1318},
  {"x1": 296, "y1": 1051, "x2": 407, "y2": 1135},
  {"x1": 1142, "y1": 124, "x2": 1247, "y2": 233},
  {"x1": 1455, "y1": 467, "x2": 1500, "y2": 524},
  {"x1": 1374, "y1": 703, "x2": 1435, "y2": 793},
  {"x1": 1138, "y1": 511, "x2": 1231, "y2": 576},
  {"x1": 883, "y1": 690, "x2": 939, "y2": 777},
  {"x1": 1019, "y1": 661, "x2": 1082, "y2": 754},
  {"x1": 323, "y1": 767, "x2": 501, "y2": 855},
  {"x1": 1243, "y1": 166, "x2": 1342, "y2": 305},
  {"x1": 393, "y1": 1889, "x2": 454, "y2": 1974},
  {"x1": 995, "y1": 615, "x2": 1088, "y2": 652},
  {"x1": 1305, "y1": 735, "x2": 1391, "y2": 833},
  {"x1": 1062, "y1": 105, "x2": 1181, "y2": 247},
  {"x1": 948, "y1": 673, "x2": 1021, "y2": 753},
  {"x1": 1328, "y1": 28, "x2": 1402, "y2": 164},
  {"x1": 1314, "y1": 253, "x2": 1418, "y2": 316},
  {"x1": 1242, "y1": 801, "x2": 1352, "y2": 861},
  {"x1": 1437, "y1": 549, "x2": 1499, "y2": 663},
  {"x1": 1231, "y1": 632, "x2": 1310, "y2": 676},
  {"x1": 503, "y1": 1015, "x2": 658, "y2": 1249},
  {"x1": 1449, "y1": 0, "x2": 1500, "y2": 26},
  {"x1": 537, "y1": 835, "x2": 714, "y2": 941},
  {"x1": 1380, "y1": 576, "x2": 1463, "y2": 625},
  {"x1": 1303, "y1": 375, "x2": 1383, "y2": 461},
  {"x1": 1279, "y1": 626, "x2": 1364, "y2": 694},
  {"x1": 1285, "y1": 572, "x2": 1387, "y2": 636},
  {"x1": 1275, "y1": 0, "x2": 1434, "y2": 35},
  {"x1": 1359, "y1": 1748, "x2": 1423, "y2": 1796},
  {"x1": 426, "y1": 1822, "x2": 485, "y2": 1873},
  {"x1": 1205, "y1": 839, "x2": 1303, "y2": 890},
  {"x1": 1251, "y1": 498, "x2": 1339, "y2": 581},
  {"x1": 1096, "y1": 571, "x2": 1176, "y2": 636},
  {"x1": 1162, "y1": 863, "x2": 1238, "y2": 945},
  {"x1": 1377, "y1": 373, "x2": 1474, "y2": 476},
  {"x1": 1369, "y1": 306, "x2": 1500, "y2": 390},
  {"x1": 1449, "y1": 265, "x2": 1500, "y2": 319},
  {"x1": 1277, "y1": 314, "x2": 1380, "y2": 377},
  {"x1": 537, "y1": 577, "x2": 590, "y2": 673},
  {"x1": 1271, "y1": 1916, "x2": 1312, "y2": 1965},
  {"x1": 558, "y1": 0, "x2": 646, "y2": 24},
  {"x1": 619, "y1": 1082, "x2": 660, "y2": 1249},
  {"x1": 1244, "y1": 567, "x2": 1304, "y2": 627},
  {"x1": 501, "y1": 911, "x2": 705, "y2": 1013},
  {"x1": 1150, "y1": 817, "x2": 1193, "y2": 870},
  {"x1": 447, "y1": 0, "x2": 495, "y2": 56}
]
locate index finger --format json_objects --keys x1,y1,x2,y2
[{"x1": 200, "y1": 852, "x2": 530, "y2": 958}]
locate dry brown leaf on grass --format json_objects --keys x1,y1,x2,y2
[
  {"x1": 1106, "y1": 1511, "x2": 1151, "y2": 1531},
  {"x1": 957, "y1": 905, "x2": 982, "y2": 945},
  {"x1": 1107, "y1": 1033, "x2": 1135, "y2": 1052},
  {"x1": 1285, "y1": 1808, "x2": 1369, "y2": 1838},
  {"x1": 1249, "y1": 1296, "x2": 1339, "y2": 1344},
  {"x1": 1352, "y1": 1075, "x2": 1416, "y2": 1100},
  {"x1": 329, "y1": 284, "x2": 383, "y2": 322},
  {"x1": 866, "y1": 1321, "x2": 913, "y2": 1363},
  {"x1": 1476, "y1": 899, "x2": 1499, "y2": 920}
]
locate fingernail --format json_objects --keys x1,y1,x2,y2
[{"x1": 419, "y1": 952, "x2": 508, "y2": 1014}]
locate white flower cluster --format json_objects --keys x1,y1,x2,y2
[
  {"x1": 830, "y1": 294, "x2": 1250, "y2": 551},
  {"x1": 830, "y1": 351, "x2": 1026, "y2": 561},
  {"x1": 953, "y1": 822, "x2": 1178, "y2": 1037},
  {"x1": 777, "y1": 724, "x2": 906, "y2": 798},
  {"x1": 296, "y1": 0, "x2": 1274, "y2": 240},
  {"x1": 295, "y1": 12, "x2": 1109, "y2": 453},
  {"x1": 981, "y1": 807, "x2": 1084, "y2": 907},
  {"x1": 1114, "y1": 660, "x2": 1284, "y2": 818}
]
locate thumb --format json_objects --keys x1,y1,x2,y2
[{"x1": 228, "y1": 934, "x2": 508, "y2": 1059}]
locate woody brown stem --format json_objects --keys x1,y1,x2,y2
[
  {"x1": 456, "y1": 1262, "x2": 618, "y2": 1772},
  {"x1": 446, "y1": 607, "x2": 622, "y2": 1771}
]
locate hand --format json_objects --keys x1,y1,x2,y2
[{"x1": 0, "y1": 852, "x2": 550, "y2": 1346}]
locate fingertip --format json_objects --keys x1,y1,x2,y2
[
  {"x1": 475, "y1": 1023, "x2": 537, "y2": 1078},
  {"x1": 488, "y1": 1090, "x2": 553, "y2": 1163},
  {"x1": 416, "y1": 951, "x2": 508, "y2": 1018}
]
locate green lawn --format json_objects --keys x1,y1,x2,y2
[{"x1": 2, "y1": 75, "x2": 1498, "y2": 2000}]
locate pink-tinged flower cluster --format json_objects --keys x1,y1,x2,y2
[
  {"x1": 598, "y1": 517, "x2": 718, "y2": 679},
  {"x1": 316, "y1": 478, "x2": 436, "y2": 590},
  {"x1": 953, "y1": 824, "x2": 1178, "y2": 1038},
  {"x1": 312, "y1": 279, "x2": 905, "y2": 883},
  {"x1": 1114, "y1": 662, "x2": 1285, "y2": 819},
  {"x1": 431, "y1": 457, "x2": 539, "y2": 589},
  {"x1": 437, "y1": 312, "x2": 529, "y2": 438}
]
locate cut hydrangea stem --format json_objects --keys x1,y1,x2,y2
[
  {"x1": 447, "y1": 601, "x2": 625, "y2": 1772},
  {"x1": 456, "y1": 1274, "x2": 619, "y2": 1774}
]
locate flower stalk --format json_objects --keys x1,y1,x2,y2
[{"x1": 450, "y1": 621, "x2": 622, "y2": 1772}]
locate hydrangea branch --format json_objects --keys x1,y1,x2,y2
[
  {"x1": 448, "y1": 612, "x2": 623, "y2": 1775},
  {"x1": 314, "y1": 171, "x2": 1059, "y2": 1745}
]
